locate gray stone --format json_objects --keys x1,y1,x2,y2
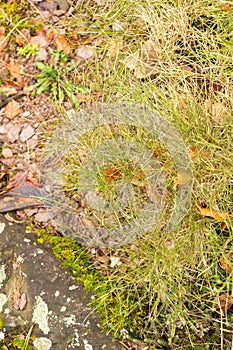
[{"x1": 0, "y1": 216, "x2": 124, "y2": 349}]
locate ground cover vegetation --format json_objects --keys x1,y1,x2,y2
[{"x1": 0, "y1": 0, "x2": 233, "y2": 349}]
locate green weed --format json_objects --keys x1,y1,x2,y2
[
  {"x1": 17, "y1": 44, "x2": 39, "y2": 59},
  {"x1": 32, "y1": 50, "x2": 89, "y2": 107}
]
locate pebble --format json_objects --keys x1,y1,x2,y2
[
  {"x1": 20, "y1": 125, "x2": 34, "y2": 142},
  {"x1": 76, "y1": 46, "x2": 95, "y2": 59},
  {"x1": 2, "y1": 148, "x2": 13, "y2": 158}
]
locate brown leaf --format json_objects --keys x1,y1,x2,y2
[
  {"x1": 30, "y1": 29, "x2": 50, "y2": 48},
  {"x1": 6, "y1": 172, "x2": 39, "y2": 192},
  {"x1": 206, "y1": 100, "x2": 227, "y2": 124},
  {"x1": 219, "y1": 252, "x2": 233, "y2": 274},
  {"x1": 5, "y1": 99, "x2": 21, "y2": 119},
  {"x1": 105, "y1": 166, "x2": 121, "y2": 182},
  {"x1": 16, "y1": 29, "x2": 31, "y2": 46},
  {"x1": 214, "y1": 294, "x2": 233, "y2": 314},
  {"x1": 107, "y1": 37, "x2": 123, "y2": 57},
  {"x1": 220, "y1": 1, "x2": 233, "y2": 11},
  {"x1": 55, "y1": 34, "x2": 71, "y2": 54},
  {"x1": 7, "y1": 58, "x2": 24, "y2": 88},
  {"x1": 0, "y1": 34, "x2": 8, "y2": 51},
  {"x1": 125, "y1": 340, "x2": 156, "y2": 350},
  {"x1": 196, "y1": 204, "x2": 228, "y2": 221}
]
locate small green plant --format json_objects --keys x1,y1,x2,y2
[
  {"x1": 17, "y1": 44, "x2": 39, "y2": 59},
  {"x1": 33, "y1": 50, "x2": 89, "y2": 107},
  {"x1": 13, "y1": 337, "x2": 32, "y2": 350}
]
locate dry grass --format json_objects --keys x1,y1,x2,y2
[{"x1": 41, "y1": 0, "x2": 233, "y2": 348}]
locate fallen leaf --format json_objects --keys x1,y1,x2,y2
[
  {"x1": 214, "y1": 294, "x2": 233, "y2": 314},
  {"x1": 34, "y1": 208, "x2": 56, "y2": 223},
  {"x1": 105, "y1": 166, "x2": 121, "y2": 182},
  {"x1": 219, "y1": 252, "x2": 233, "y2": 274},
  {"x1": 6, "y1": 172, "x2": 39, "y2": 192},
  {"x1": 16, "y1": 29, "x2": 31, "y2": 46},
  {"x1": 125, "y1": 340, "x2": 156, "y2": 350},
  {"x1": 196, "y1": 204, "x2": 228, "y2": 221},
  {"x1": 206, "y1": 100, "x2": 227, "y2": 124},
  {"x1": 107, "y1": 37, "x2": 123, "y2": 57},
  {"x1": 220, "y1": 1, "x2": 233, "y2": 11},
  {"x1": 7, "y1": 58, "x2": 24, "y2": 88},
  {"x1": 55, "y1": 34, "x2": 71, "y2": 54},
  {"x1": 0, "y1": 34, "x2": 8, "y2": 51},
  {"x1": 30, "y1": 29, "x2": 51, "y2": 48},
  {"x1": 5, "y1": 99, "x2": 21, "y2": 119}
]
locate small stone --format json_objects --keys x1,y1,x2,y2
[
  {"x1": 6, "y1": 123, "x2": 21, "y2": 143},
  {"x1": 20, "y1": 125, "x2": 34, "y2": 142},
  {"x1": 35, "y1": 48, "x2": 48, "y2": 61},
  {"x1": 22, "y1": 111, "x2": 30, "y2": 117},
  {"x1": 2, "y1": 148, "x2": 13, "y2": 158},
  {"x1": 27, "y1": 134, "x2": 38, "y2": 149},
  {"x1": 0, "y1": 223, "x2": 5, "y2": 234},
  {"x1": 60, "y1": 306, "x2": 66, "y2": 312},
  {"x1": 76, "y1": 46, "x2": 95, "y2": 59}
]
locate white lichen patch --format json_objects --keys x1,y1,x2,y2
[
  {"x1": 68, "y1": 285, "x2": 79, "y2": 291},
  {"x1": 64, "y1": 314, "x2": 76, "y2": 327},
  {"x1": 0, "y1": 293, "x2": 7, "y2": 312},
  {"x1": 0, "y1": 265, "x2": 6, "y2": 289},
  {"x1": 32, "y1": 296, "x2": 50, "y2": 334},
  {"x1": 60, "y1": 305, "x2": 66, "y2": 312},
  {"x1": 0, "y1": 223, "x2": 5, "y2": 234},
  {"x1": 83, "y1": 339, "x2": 93, "y2": 350},
  {"x1": 33, "y1": 337, "x2": 52, "y2": 350}
]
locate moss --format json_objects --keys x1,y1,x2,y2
[{"x1": 0, "y1": 317, "x2": 4, "y2": 329}]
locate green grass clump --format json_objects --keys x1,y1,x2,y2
[{"x1": 37, "y1": 0, "x2": 233, "y2": 348}]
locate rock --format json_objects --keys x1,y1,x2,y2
[
  {"x1": 20, "y1": 125, "x2": 34, "y2": 142},
  {"x1": 2, "y1": 148, "x2": 13, "y2": 158},
  {"x1": 0, "y1": 217, "x2": 125, "y2": 350},
  {"x1": 76, "y1": 46, "x2": 95, "y2": 60}
]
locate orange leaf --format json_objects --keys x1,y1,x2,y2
[
  {"x1": 105, "y1": 166, "x2": 121, "y2": 182},
  {"x1": 55, "y1": 35, "x2": 71, "y2": 54},
  {"x1": 220, "y1": 1, "x2": 233, "y2": 11},
  {"x1": 30, "y1": 29, "x2": 50, "y2": 48},
  {"x1": 16, "y1": 29, "x2": 31, "y2": 46},
  {"x1": 220, "y1": 252, "x2": 233, "y2": 274},
  {"x1": 5, "y1": 99, "x2": 21, "y2": 119},
  {"x1": 196, "y1": 204, "x2": 228, "y2": 221},
  {"x1": 8, "y1": 58, "x2": 24, "y2": 88},
  {"x1": 0, "y1": 34, "x2": 8, "y2": 51},
  {"x1": 214, "y1": 294, "x2": 233, "y2": 314}
]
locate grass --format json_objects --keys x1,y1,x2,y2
[
  {"x1": 37, "y1": 0, "x2": 233, "y2": 348},
  {"x1": 2, "y1": 0, "x2": 233, "y2": 348}
]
